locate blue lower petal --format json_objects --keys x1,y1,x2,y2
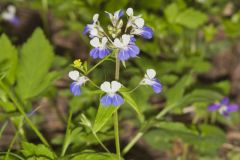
[
  {"x1": 100, "y1": 94, "x2": 112, "y2": 106},
  {"x1": 99, "y1": 48, "x2": 110, "y2": 59},
  {"x1": 83, "y1": 25, "x2": 90, "y2": 34},
  {"x1": 112, "y1": 94, "x2": 124, "y2": 106},
  {"x1": 220, "y1": 97, "x2": 229, "y2": 105},
  {"x1": 151, "y1": 79, "x2": 162, "y2": 93},
  {"x1": 90, "y1": 48, "x2": 99, "y2": 59},
  {"x1": 70, "y1": 82, "x2": 81, "y2": 96},
  {"x1": 141, "y1": 26, "x2": 153, "y2": 39},
  {"x1": 9, "y1": 16, "x2": 20, "y2": 26},
  {"x1": 208, "y1": 104, "x2": 221, "y2": 111},
  {"x1": 128, "y1": 45, "x2": 140, "y2": 57},
  {"x1": 118, "y1": 10, "x2": 124, "y2": 18},
  {"x1": 118, "y1": 49, "x2": 130, "y2": 61}
]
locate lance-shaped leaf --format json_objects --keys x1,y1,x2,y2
[
  {"x1": 93, "y1": 104, "x2": 118, "y2": 133},
  {"x1": 121, "y1": 91, "x2": 144, "y2": 122}
]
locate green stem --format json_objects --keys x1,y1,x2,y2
[
  {"x1": 122, "y1": 103, "x2": 177, "y2": 155},
  {"x1": 0, "y1": 81, "x2": 50, "y2": 147},
  {"x1": 61, "y1": 111, "x2": 72, "y2": 157},
  {"x1": 0, "y1": 121, "x2": 8, "y2": 139},
  {"x1": 114, "y1": 55, "x2": 121, "y2": 159},
  {"x1": 92, "y1": 131, "x2": 111, "y2": 153},
  {"x1": 113, "y1": 112, "x2": 121, "y2": 159},
  {"x1": 41, "y1": 0, "x2": 49, "y2": 35},
  {"x1": 5, "y1": 129, "x2": 19, "y2": 160},
  {"x1": 86, "y1": 54, "x2": 111, "y2": 75}
]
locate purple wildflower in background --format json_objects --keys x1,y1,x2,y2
[
  {"x1": 208, "y1": 97, "x2": 239, "y2": 116},
  {"x1": 68, "y1": 70, "x2": 88, "y2": 96},
  {"x1": 100, "y1": 81, "x2": 124, "y2": 107},
  {"x1": 1, "y1": 5, "x2": 20, "y2": 25},
  {"x1": 140, "y1": 69, "x2": 162, "y2": 93}
]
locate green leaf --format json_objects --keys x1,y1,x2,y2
[
  {"x1": 71, "y1": 151, "x2": 120, "y2": 160},
  {"x1": 144, "y1": 122, "x2": 225, "y2": 155},
  {"x1": 121, "y1": 92, "x2": 144, "y2": 122},
  {"x1": 16, "y1": 28, "x2": 55, "y2": 100},
  {"x1": 165, "y1": 74, "x2": 193, "y2": 106},
  {"x1": 93, "y1": 104, "x2": 118, "y2": 133},
  {"x1": 176, "y1": 8, "x2": 208, "y2": 29},
  {"x1": 0, "y1": 34, "x2": 18, "y2": 84},
  {"x1": 21, "y1": 142, "x2": 57, "y2": 159},
  {"x1": 164, "y1": 3, "x2": 179, "y2": 23}
]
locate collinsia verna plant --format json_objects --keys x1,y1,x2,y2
[{"x1": 68, "y1": 8, "x2": 159, "y2": 159}]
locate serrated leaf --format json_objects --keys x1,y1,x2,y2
[
  {"x1": 121, "y1": 92, "x2": 144, "y2": 122},
  {"x1": 144, "y1": 122, "x2": 225, "y2": 155},
  {"x1": 21, "y1": 142, "x2": 56, "y2": 159},
  {"x1": 16, "y1": 28, "x2": 55, "y2": 100},
  {"x1": 165, "y1": 74, "x2": 193, "y2": 106},
  {"x1": 0, "y1": 34, "x2": 18, "y2": 84},
  {"x1": 93, "y1": 104, "x2": 118, "y2": 133},
  {"x1": 71, "y1": 151, "x2": 120, "y2": 160},
  {"x1": 164, "y1": 3, "x2": 179, "y2": 23},
  {"x1": 176, "y1": 8, "x2": 208, "y2": 29}
]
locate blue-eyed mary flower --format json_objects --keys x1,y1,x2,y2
[
  {"x1": 100, "y1": 81, "x2": 124, "y2": 107},
  {"x1": 208, "y1": 97, "x2": 239, "y2": 116},
  {"x1": 105, "y1": 10, "x2": 124, "y2": 27},
  {"x1": 83, "y1": 14, "x2": 103, "y2": 38},
  {"x1": 140, "y1": 69, "x2": 162, "y2": 93},
  {"x1": 126, "y1": 8, "x2": 153, "y2": 39},
  {"x1": 1, "y1": 5, "x2": 20, "y2": 25},
  {"x1": 113, "y1": 34, "x2": 140, "y2": 61},
  {"x1": 69, "y1": 70, "x2": 89, "y2": 96},
  {"x1": 90, "y1": 37, "x2": 110, "y2": 59}
]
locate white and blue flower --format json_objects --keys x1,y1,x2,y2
[
  {"x1": 1, "y1": 5, "x2": 19, "y2": 25},
  {"x1": 69, "y1": 70, "x2": 88, "y2": 96},
  {"x1": 113, "y1": 34, "x2": 140, "y2": 61},
  {"x1": 90, "y1": 37, "x2": 110, "y2": 59},
  {"x1": 140, "y1": 69, "x2": 162, "y2": 93},
  {"x1": 83, "y1": 14, "x2": 103, "y2": 38},
  {"x1": 126, "y1": 8, "x2": 153, "y2": 39},
  {"x1": 105, "y1": 9, "x2": 124, "y2": 27},
  {"x1": 100, "y1": 81, "x2": 124, "y2": 107}
]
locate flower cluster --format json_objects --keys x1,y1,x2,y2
[
  {"x1": 1, "y1": 5, "x2": 19, "y2": 25},
  {"x1": 84, "y1": 8, "x2": 153, "y2": 61},
  {"x1": 208, "y1": 97, "x2": 239, "y2": 117},
  {"x1": 68, "y1": 8, "x2": 161, "y2": 107}
]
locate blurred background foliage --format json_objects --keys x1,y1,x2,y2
[{"x1": 1, "y1": 0, "x2": 240, "y2": 159}]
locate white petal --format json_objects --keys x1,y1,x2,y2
[
  {"x1": 114, "y1": 10, "x2": 120, "y2": 18},
  {"x1": 93, "y1": 14, "x2": 99, "y2": 22},
  {"x1": 122, "y1": 34, "x2": 130, "y2": 46},
  {"x1": 111, "y1": 81, "x2": 121, "y2": 93},
  {"x1": 90, "y1": 37, "x2": 100, "y2": 48},
  {"x1": 8, "y1": 5, "x2": 16, "y2": 14},
  {"x1": 146, "y1": 69, "x2": 156, "y2": 79},
  {"x1": 126, "y1": 8, "x2": 133, "y2": 16},
  {"x1": 134, "y1": 18, "x2": 144, "y2": 28},
  {"x1": 101, "y1": 37, "x2": 108, "y2": 46},
  {"x1": 105, "y1": 11, "x2": 113, "y2": 19},
  {"x1": 113, "y1": 38, "x2": 123, "y2": 48},
  {"x1": 69, "y1": 70, "x2": 80, "y2": 81},
  {"x1": 78, "y1": 76, "x2": 88, "y2": 85},
  {"x1": 2, "y1": 12, "x2": 13, "y2": 20},
  {"x1": 90, "y1": 28, "x2": 98, "y2": 37},
  {"x1": 100, "y1": 81, "x2": 111, "y2": 93}
]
